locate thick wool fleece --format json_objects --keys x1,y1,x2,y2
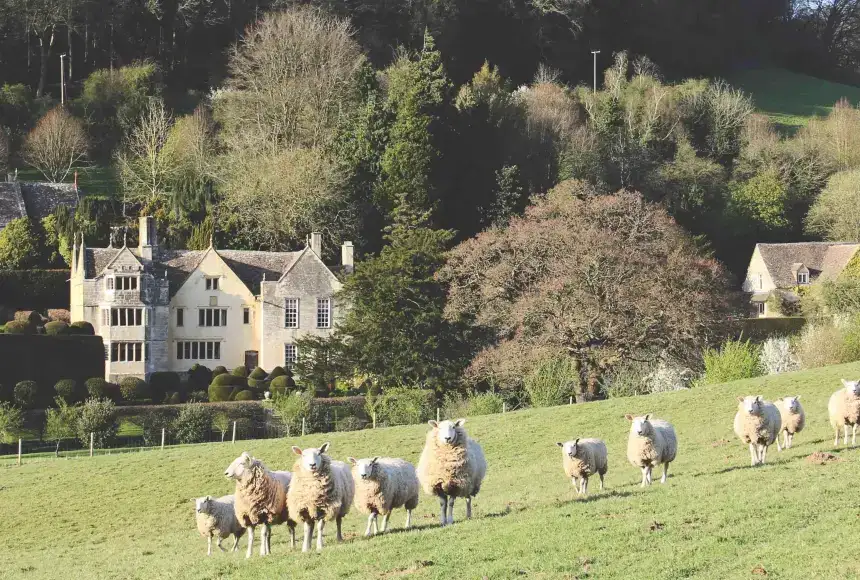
[
  {"x1": 626, "y1": 419, "x2": 677, "y2": 468},
  {"x1": 828, "y1": 388, "x2": 860, "y2": 429},
  {"x1": 417, "y1": 425, "x2": 487, "y2": 499},
  {"x1": 196, "y1": 495, "x2": 245, "y2": 540},
  {"x1": 233, "y1": 461, "x2": 291, "y2": 528},
  {"x1": 353, "y1": 458, "x2": 420, "y2": 516},
  {"x1": 288, "y1": 455, "x2": 355, "y2": 524},
  {"x1": 562, "y1": 439, "x2": 608, "y2": 480},
  {"x1": 733, "y1": 401, "x2": 781, "y2": 445},
  {"x1": 777, "y1": 400, "x2": 806, "y2": 435}
]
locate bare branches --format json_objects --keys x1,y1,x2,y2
[{"x1": 22, "y1": 106, "x2": 88, "y2": 182}]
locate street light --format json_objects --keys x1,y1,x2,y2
[
  {"x1": 591, "y1": 50, "x2": 600, "y2": 93},
  {"x1": 59, "y1": 53, "x2": 67, "y2": 105}
]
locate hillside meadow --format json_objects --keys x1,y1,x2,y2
[{"x1": 2, "y1": 361, "x2": 860, "y2": 579}]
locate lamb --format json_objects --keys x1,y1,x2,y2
[
  {"x1": 416, "y1": 419, "x2": 487, "y2": 526},
  {"x1": 775, "y1": 396, "x2": 805, "y2": 451},
  {"x1": 625, "y1": 414, "x2": 677, "y2": 486},
  {"x1": 288, "y1": 442, "x2": 355, "y2": 552},
  {"x1": 733, "y1": 396, "x2": 781, "y2": 466},
  {"x1": 194, "y1": 495, "x2": 245, "y2": 556},
  {"x1": 348, "y1": 456, "x2": 420, "y2": 536},
  {"x1": 828, "y1": 379, "x2": 860, "y2": 446},
  {"x1": 224, "y1": 451, "x2": 296, "y2": 558},
  {"x1": 555, "y1": 438, "x2": 608, "y2": 496}
]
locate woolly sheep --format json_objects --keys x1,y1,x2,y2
[
  {"x1": 733, "y1": 396, "x2": 781, "y2": 466},
  {"x1": 224, "y1": 451, "x2": 296, "y2": 558},
  {"x1": 194, "y1": 495, "x2": 245, "y2": 556},
  {"x1": 775, "y1": 396, "x2": 805, "y2": 451},
  {"x1": 555, "y1": 438, "x2": 608, "y2": 495},
  {"x1": 348, "y1": 456, "x2": 420, "y2": 536},
  {"x1": 416, "y1": 419, "x2": 487, "y2": 526},
  {"x1": 828, "y1": 379, "x2": 860, "y2": 446},
  {"x1": 288, "y1": 442, "x2": 355, "y2": 552},
  {"x1": 625, "y1": 414, "x2": 677, "y2": 486}
]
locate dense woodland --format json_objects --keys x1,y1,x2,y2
[{"x1": 2, "y1": 1, "x2": 860, "y2": 399}]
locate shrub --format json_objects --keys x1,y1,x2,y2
[
  {"x1": 172, "y1": 404, "x2": 213, "y2": 444},
  {"x1": 213, "y1": 412, "x2": 231, "y2": 441},
  {"x1": 248, "y1": 367, "x2": 267, "y2": 380},
  {"x1": 336, "y1": 415, "x2": 365, "y2": 432},
  {"x1": 149, "y1": 372, "x2": 180, "y2": 403},
  {"x1": 212, "y1": 366, "x2": 228, "y2": 377},
  {"x1": 372, "y1": 388, "x2": 433, "y2": 426},
  {"x1": 187, "y1": 390, "x2": 207, "y2": 403},
  {"x1": 85, "y1": 377, "x2": 109, "y2": 399},
  {"x1": 47, "y1": 309, "x2": 70, "y2": 323},
  {"x1": 267, "y1": 366, "x2": 286, "y2": 380},
  {"x1": 4, "y1": 320, "x2": 33, "y2": 334},
  {"x1": 54, "y1": 379, "x2": 78, "y2": 403},
  {"x1": 69, "y1": 321, "x2": 95, "y2": 335},
  {"x1": 0, "y1": 218, "x2": 42, "y2": 269},
  {"x1": 796, "y1": 320, "x2": 860, "y2": 369},
  {"x1": 601, "y1": 361, "x2": 650, "y2": 399},
  {"x1": 132, "y1": 409, "x2": 176, "y2": 446},
  {"x1": 188, "y1": 364, "x2": 212, "y2": 391},
  {"x1": 644, "y1": 361, "x2": 694, "y2": 394},
  {"x1": 208, "y1": 383, "x2": 233, "y2": 402},
  {"x1": 0, "y1": 401, "x2": 24, "y2": 443},
  {"x1": 759, "y1": 336, "x2": 799, "y2": 375},
  {"x1": 44, "y1": 321, "x2": 69, "y2": 335},
  {"x1": 44, "y1": 399, "x2": 78, "y2": 453},
  {"x1": 232, "y1": 366, "x2": 248, "y2": 378},
  {"x1": 524, "y1": 356, "x2": 578, "y2": 407},
  {"x1": 234, "y1": 389, "x2": 256, "y2": 401},
  {"x1": 13, "y1": 380, "x2": 38, "y2": 408},
  {"x1": 76, "y1": 397, "x2": 119, "y2": 448},
  {"x1": 119, "y1": 377, "x2": 147, "y2": 401},
  {"x1": 211, "y1": 373, "x2": 242, "y2": 387},
  {"x1": 443, "y1": 392, "x2": 504, "y2": 418},
  {"x1": 701, "y1": 339, "x2": 762, "y2": 385},
  {"x1": 265, "y1": 390, "x2": 311, "y2": 435}
]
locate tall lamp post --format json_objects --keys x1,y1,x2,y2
[
  {"x1": 591, "y1": 50, "x2": 600, "y2": 93},
  {"x1": 60, "y1": 53, "x2": 67, "y2": 105}
]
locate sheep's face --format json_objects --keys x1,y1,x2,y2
[
  {"x1": 784, "y1": 396, "x2": 801, "y2": 413},
  {"x1": 195, "y1": 496, "x2": 212, "y2": 514},
  {"x1": 428, "y1": 419, "x2": 465, "y2": 446},
  {"x1": 738, "y1": 396, "x2": 763, "y2": 415},
  {"x1": 557, "y1": 440, "x2": 579, "y2": 459},
  {"x1": 225, "y1": 452, "x2": 253, "y2": 480},
  {"x1": 349, "y1": 457, "x2": 379, "y2": 480},
  {"x1": 842, "y1": 379, "x2": 860, "y2": 397},
  {"x1": 626, "y1": 414, "x2": 652, "y2": 437},
  {"x1": 293, "y1": 443, "x2": 329, "y2": 473}
]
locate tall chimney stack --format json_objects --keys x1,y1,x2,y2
[
  {"x1": 341, "y1": 241, "x2": 354, "y2": 274},
  {"x1": 139, "y1": 216, "x2": 157, "y2": 261},
  {"x1": 310, "y1": 232, "x2": 322, "y2": 256}
]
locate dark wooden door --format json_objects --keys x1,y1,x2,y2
[{"x1": 244, "y1": 350, "x2": 258, "y2": 370}]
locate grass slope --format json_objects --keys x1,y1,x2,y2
[
  {"x1": 3, "y1": 361, "x2": 860, "y2": 579},
  {"x1": 728, "y1": 68, "x2": 860, "y2": 131}
]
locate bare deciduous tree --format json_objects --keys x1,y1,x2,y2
[
  {"x1": 22, "y1": 106, "x2": 88, "y2": 182},
  {"x1": 805, "y1": 168, "x2": 860, "y2": 241}
]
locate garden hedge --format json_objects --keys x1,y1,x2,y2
[
  {"x1": 69, "y1": 321, "x2": 95, "y2": 335},
  {"x1": 0, "y1": 270, "x2": 69, "y2": 309},
  {"x1": 149, "y1": 372, "x2": 181, "y2": 403},
  {"x1": 44, "y1": 321, "x2": 69, "y2": 335},
  {"x1": 234, "y1": 389, "x2": 256, "y2": 401}
]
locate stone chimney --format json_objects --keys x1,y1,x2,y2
[
  {"x1": 139, "y1": 216, "x2": 157, "y2": 261},
  {"x1": 310, "y1": 232, "x2": 322, "y2": 256},
  {"x1": 341, "y1": 241, "x2": 354, "y2": 274}
]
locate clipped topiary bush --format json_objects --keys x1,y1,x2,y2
[
  {"x1": 172, "y1": 403, "x2": 213, "y2": 444},
  {"x1": 54, "y1": 379, "x2": 78, "y2": 403},
  {"x1": 14, "y1": 380, "x2": 38, "y2": 408},
  {"x1": 234, "y1": 389, "x2": 256, "y2": 401},
  {"x1": 247, "y1": 366, "x2": 267, "y2": 391},
  {"x1": 232, "y1": 366, "x2": 248, "y2": 378},
  {"x1": 85, "y1": 377, "x2": 108, "y2": 399},
  {"x1": 119, "y1": 376, "x2": 147, "y2": 401},
  {"x1": 248, "y1": 366, "x2": 267, "y2": 380},
  {"x1": 210, "y1": 373, "x2": 238, "y2": 388},
  {"x1": 26, "y1": 311, "x2": 43, "y2": 326},
  {"x1": 267, "y1": 366, "x2": 286, "y2": 380},
  {"x1": 69, "y1": 321, "x2": 95, "y2": 335},
  {"x1": 207, "y1": 383, "x2": 232, "y2": 402},
  {"x1": 4, "y1": 320, "x2": 33, "y2": 334},
  {"x1": 212, "y1": 365, "x2": 228, "y2": 377},
  {"x1": 149, "y1": 372, "x2": 181, "y2": 404},
  {"x1": 188, "y1": 364, "x2": 212, "y2": 391},
  {"x1": 44, "y1": 321, "x2": 69, "y2": 335},
  {"x1": 269, "y1": 375, "x2": 290, "y2": 396}
]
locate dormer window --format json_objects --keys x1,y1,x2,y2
[
  {"x1": 108, "y1": 276, "x2": 137, "y2": 290},
  {"x1": 797, "y1": 272, "x2": 808, "y2": 285},
  {"x1": 205, "y1": 277, "x2": 219, "y2": 291}
]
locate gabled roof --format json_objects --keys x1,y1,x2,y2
[
  {"x1": 0, "y1": 182, "x2": 78, "y2": 231},
  {"x1": 756, "y1": 242, "x2": 860, "y2": 288},
  {"x1": 84, "y1": 248, "x2": 122, "y2": 278},
  {"x1": 0, "y1": 182, "x2": 27, "y2": 230}
]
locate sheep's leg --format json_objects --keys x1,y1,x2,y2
[
  {"x1": 761, "y1": 444, "x2": 769, "y2": 465},
  {"x1": 788, "y1": 433, "x2": 794, "y2": 449},
  {"x1": 749, "y1": 443, "x2": 757, "y2": 466},
  {"x1": 853, "y1": 424, "x2": 857, "y2": 446},
  {"x1": 207, "y1": 535, "x2": 212, "y2": 557},
  {"x1": 599, "y1": 472, "x2": 605, "y2": 491},
  {"x1": 834, "y1": 427, "x2": 840, "y2": 446},
  {"x1": 231, "y1": 535, "x2": 239, "y2": 552},
  {"x1": 646, "y1": 466, "x2": 653, "y2": 485},
  {"x1": 776, "y1": 433, "x2": 783, "y2": 452},
  {"x1": 466, "y1": 496, "x2": 473, "y2": 519},
  {"x1": 301, "y1": 522, "x2": 312, "y2": 553},
  {"x1": 437, "y1": 495, "x2": 448, "y2": 526},
  {"x1": 217, "y1": 537, "x2": 226, "y2": 552},
  {"x1": 289, "y1": 525, "x2": 296, "y2": 551},
  {"x1": 245, "y1": 526, "x2": 255, "y2": 559},
  {"x1": 373, "y1": 517, "x2": 379, "y2": 535},
  {"x1": 582, "y1": 477, "x2": 589, "y2": 495},
  {"x1": 364, "y1": 514, "x2": 375, "y2": 537},
  {"x1": 447, "y1": 496, "x2": 455, "y2": 525},
  {"x1": 640, "y1": 466, "x2": 648, "y2": 487},
  {"x1": 316, "y1": 519, "x2": 325, "y2": 552},
  {"x1": 844, "y1": 424, "x2": 850, "y2": 446},
  {"x1": 571, "y1": 476, "x2": 578, "y2": 491},
  {"x1": 661, "y1": 462, "x2": 669, "y2": 484},
  {"x1": 336, "y1": 516, "x2": 344, "y2": 542},
  {"x1": 405, "y1": 509, "x2": 412, "y2": 529},
  {"x1": 381, "y1": 513, "x2": 390, "y2": 533}
]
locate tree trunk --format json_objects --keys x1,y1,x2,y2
[
  {"x1": 36, "y1": 26, "x2": 56, "y2": 98},
  {"x1": 67, "y1": 25, "x2": 73, "y2": 80},
  {"x1": 55, "y1": 440, "x2": 60, "y2": 458}
]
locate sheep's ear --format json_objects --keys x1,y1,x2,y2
[
  {"x1": 644, "y1": 414, "x2": 650, "y2": 421},
  {"x1": 241, "y1": 451, "x2": 251, "y2": 459},
  {"x1": 556, "y1": 442, "x2": 564, "y2": 447},
  {"x1": 755, "y1": 395, "x2": 762, "y2": 403},
  {"x1": 842, "y1": 379, "x2": 849, "y2": 387},
  {"x1": 795, "y1": 395, "x2": 801, "y2": 400},
  {"x1": 347, "y1": 457, "x2": 357, "y2": 465},
  {"x1": 371, "y1": 456, "x2": 380, "y2": 464},
  {"x1": 320, "y1": 442, "x2": 330, "y2": 454},
  {"x1": 574, "y1": 438, "x2": 580, "y2": 446},
  {"x1": 291, "y1": 446, "x2": 303, "y2": 456},
  {"x1": 624, "y1": 414, "x2": 634, "y2": 421},
  {"x1": 736, "y1": 396, "x2": 744, "y2": 403},
  {"x1": 454, "y1": 418, "x2": 466, "y2": 427},
  {"x1": 427, "y1": 420, "x2": 438, "y2": 428}
]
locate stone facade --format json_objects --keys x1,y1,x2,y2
[{"x1": 70, "y1": 217, "x2": 351, "y2": 382}]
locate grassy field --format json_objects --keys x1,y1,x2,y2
[
  {"x1": 728, "y1": 68, "x2": 860, "y2": 131},
  {"x1": 16, "y1": 165, "x2": 117, "y2": 199},
  {"x1": 2, "y1": 362, "x2": 860, "y2": 579}
]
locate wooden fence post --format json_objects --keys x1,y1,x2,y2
[
  {"x1": 17, "y1": 438, "x2": 22, "y2": 466},
  {"x1": 503, "y1": 402, "x2": 506, "y2": 414},
  {"x1": 569, "y1": 396, "x2": 573, "y2": 405},
  {"x1": 436, "y1": 407, "x2": 440, "y2": 422},
  {"x1": 301, "y1": 417, "x2": 306, "y2": 437},
  {"x1": 89, "y1": 432, "x2": 94, "y2": 457},
  {"x1": 232, "y1": 421, "x2": 237, "y2": 444},
  {"x1": 161, "y1": 428, "x2": 165, "y2": 450},
  {"x1": 372, "y1": 412, "x2": 376, "y2": 429}
]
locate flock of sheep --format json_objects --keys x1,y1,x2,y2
[{"x1": 194, "y1": 379, "x2": 860, "y2": 557}]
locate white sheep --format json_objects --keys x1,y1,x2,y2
[
  {"x1": 194, "y1": 495, "x2": 245, "y2": 556},
  {"x1": 828, "y1": 379, "x2": 860, "y2": 446},
  {"x1": 625, "y1": 414, "x2": 677, "y2": 486},
  {"x1": 733, "y1": 396, "x2": 781, "y2": 466},
  {"x1": 555, "y1": 438, "x2": 608, "y2": 495},
  {"x1": 224, "y1": 452, "x2": 295, "y2": 558},
  {"x1": 416, "y1": 419, "x2": 487, "y2": 526},
  {"x1": 775, "y1": 396, "x2": 805, "y2": 451},
  {"x1": 288, "y1": 442, "x2": 355, "y2": 552},
  {"x1": 348, "y1": 456, "x2": 420, "y2": 536}
]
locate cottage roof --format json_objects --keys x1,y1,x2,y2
[
  {"x1": 0, "y1": 182, "x2": 79, "y2": 232},
  {"x1": 0, "y1": 182, "x2": 27, "y2": 230},
  {"x1": 756, "y1": 242, "x2": 860, "y2": 288}
]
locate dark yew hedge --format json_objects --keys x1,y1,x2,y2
[{"x1": 0, "y1": 270, "x2": 70, "y2": 310}]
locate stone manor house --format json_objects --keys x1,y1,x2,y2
[{"x1": 70, "y1": 216, "x2": 353, "y2": 382}]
